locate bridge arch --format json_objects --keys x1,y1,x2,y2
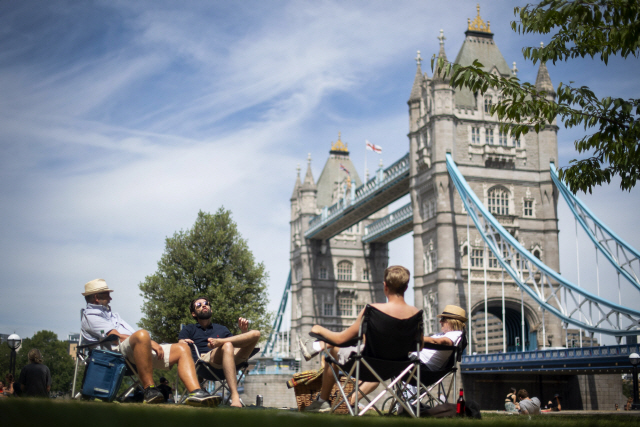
[{"x1": 470, "y1": 297, "x2": 540, "y2": 352}]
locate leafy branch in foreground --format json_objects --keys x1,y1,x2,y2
[{"x1": 432, "y1": 0, "x2": 640, "y2": 193}]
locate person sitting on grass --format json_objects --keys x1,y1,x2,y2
[
  {"x1": 178, "y1": 296, "x2": 261, "y2": 408},
  {"x1": 517, "y1": 389, "x2": 541, "y2": 415},
  {"x1": 304, "y1": 265, "x2": 421, "y2": 413},
  {"x1": 81, "y1": 278, "x2": 219, "y2": 406}
]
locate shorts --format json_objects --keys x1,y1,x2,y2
[
  {"x1": 200, "y1": 347, "x2": 249, "y2": 369},
  {"x1": 118, "y1": 337, "x2": 172, "y2": 370},
  {"x1": 505, "y1": 402, "x2": 518, "y2": 413}
]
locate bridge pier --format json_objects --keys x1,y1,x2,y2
[{"x1": 461, "y1": 373, "x2": 626, "y2": 411}]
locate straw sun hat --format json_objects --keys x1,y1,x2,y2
[
  {"x1": 82, "y1": 278, "x2": 114, "y2": 296},
  {"x1": 437, "y1": 305, "x2": 468, "y2": 323}
]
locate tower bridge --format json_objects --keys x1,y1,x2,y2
[{"x1": 251, "y1": 6, "x2": 640, "y2": 411}]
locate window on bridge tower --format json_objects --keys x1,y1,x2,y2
[
  {"x1": 319, "y1": 267, "x2": 327, "y2": 280},
  {"x1": 362, "y1": 268, "x2": 369, "y2": 281},
  {"x1": 324, "y1": 303, "x2": 333, "y2": 316},
  {"x1": 488, "y1": 186, "x2": 510, "y2": 216},
  {"x1": 338, "y1": 294, "x2": 353, "y2": 317},
  {"x1": 471, "y1": 248, "x2": 484, "y2": 267},
  {"x1": 499, "y1": 129, "x2": 508, "y2": 146},
  {"x1": 484, "y1": 96, "x2": 492, "y2": 113},
  {"x1": 337, "y1": 261, "x2": 353, "y2": 281},
  {"x1": 471, "y1": 127, "x2": 480, "y2": 144},
  {"x1": 487, "y1": 128, "x2": 494, "y2": 145},
  {"x1": 488, "y1": 250, "x2": 498, "y2": 268}
]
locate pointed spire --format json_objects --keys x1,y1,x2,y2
[
  {"x1": 535, "y1": 43, "x2": 555, "y2": 96},
  {"x1": 409, "y1": 50, "x2": 423, "y2": 101},
  {"x1": 291, "y1": 163, "x2": 301, "y2": 200},
  {"x1": 437, "y1": 29, "x2": 447, "y2": 61},
  {"x1": 302, "y1": 153, "x2": 316, "y2": 189},
  {"x1": 434, "y1": 29, "x2": 449, "y2": 82}
]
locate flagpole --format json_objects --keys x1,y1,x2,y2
[{"x1": 364, "y1": 141, "x2": 368, "y2": 182}]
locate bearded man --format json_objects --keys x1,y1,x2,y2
[{"x1": 178, "y1": 296, "x2": 260, "y2": 408}]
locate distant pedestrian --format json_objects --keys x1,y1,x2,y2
[
  {"x1": 157, "y1": 377, "x2": 174, "y2": 402},
  {"x1": 625, "y1": 396, "x2": 633, "y2": 410},
  {"x1": 517, "y1": 389, "x2": 541, "y2": 415},
  {"x1": 505, "y1": 387, "x2": 518, "y2": 413},
  {"x1": 17, "y1": 349, "x2": 51, "y2": 397},
  {"x1": 3, "y1": 374, "x2": 15, "y2": 396}
]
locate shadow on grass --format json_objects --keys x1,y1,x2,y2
[{"x1": 2, "y1": 399, "x2": 639, "y2": 427}]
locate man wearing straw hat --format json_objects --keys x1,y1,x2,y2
[{"x1": 80, "y1": 278, "x2": 220, "y2": 406}]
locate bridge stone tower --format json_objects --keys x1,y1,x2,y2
[
  {"x1": 290, "y1": 135, "x2": 389, "y2": 369},
  {"x1": 408, "y1": 8, "x2": 563, "y2": 351}
]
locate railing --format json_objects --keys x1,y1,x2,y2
[
  {"x1": 305, "y1": 153, "x2": 410, "y2": 238},
  {"x1": 462, "y1": 343, "x2": 640, "y2": 373},
  {"x1": 363, "y1": 202, "x2": 413, "y2": 243}
]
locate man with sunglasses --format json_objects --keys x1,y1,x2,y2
[
  {"x1": 80, "y1": 279, "x2": 220, "y2": 406},
  {"x1": 178, "y1": 296, "x2": 261, "y2": 407}
]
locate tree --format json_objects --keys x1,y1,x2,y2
[
  {"x1": 2, "y1": 331, "x2": 75, "y2": 394},
  {"x1": 434, "y1": 0, "x2": 640, "y2": 193},
  {"x1": 139, "y1": 208, "x2": 271, "y2": 343}
]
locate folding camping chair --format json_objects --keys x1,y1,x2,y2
[
  {"x1": 71, "y1": 309, "x2": 143, "y2": 402},
  {"x1": 383, "y1": 332, "x2": 468, "y2": 414},
  {"x1": 309, "y1": 304, "x2": 424, "y2": 417},
  {"x1": 177, "y1": 344, "x2": 260, "y2": 406}
]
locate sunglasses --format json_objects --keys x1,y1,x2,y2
[{"x1": 195, "y1": 301, "x2": 210, "y2": 309}]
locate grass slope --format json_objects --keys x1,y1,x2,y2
[{"x1": 1, "y1": 399, "x2": 638, "y2": 427}]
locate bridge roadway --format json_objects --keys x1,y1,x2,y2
[
  {"x1": 305, "y1": 153, "x2": 410, "y2": 241},
  {"x1": 461, "y1": 343, "x2": 639, "y2": 375}
]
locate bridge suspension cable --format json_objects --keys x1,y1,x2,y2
[
  {"x1": 550, "y1": 164, "x2": 640, "y2": 292},
  {"x1": 446, "y1": 153, "x2": 640, "y2": 337},
  {"x1": 261, "y1": 270, "x2": 291, "y2": 357}
]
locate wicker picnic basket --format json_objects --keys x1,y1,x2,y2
[{"x1": 289, "y1": 370, "x2": 355, "y2": 414}]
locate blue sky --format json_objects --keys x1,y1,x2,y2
[{"x1": 1, "y1": 1, "x2": 638, "y2": 345}]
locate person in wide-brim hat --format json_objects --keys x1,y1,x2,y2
[
  {"x1": 437, "y1": 304, "x2": 468, "y2": 323},
  {"x1": 81, "y1": 278, "x2": 114, "y2": 296},
  {"x1": 417, "y1": 304, "x2": 467, "y2": 371}
]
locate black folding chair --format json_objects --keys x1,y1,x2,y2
[
  {"x1": 178, "y1": 344, "x2": 260, "y2": 406},
  {"x1": 384, "y1": 332, "x2": 468, "y2": 414},
  {"x1": 310, "y1": 305, "x2": 424, "y2": 417}
]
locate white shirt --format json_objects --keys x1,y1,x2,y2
[
  {"x1": 418, "y1": 330, "x2": 463, "y2": 370},
  {"x1": 81, "y1": 303, "x2": 136, "y2": 344}
]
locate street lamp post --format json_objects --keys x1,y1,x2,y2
[
  {"x1": 7, "y1": 333, "x2": 22, "y2": 378},
  {"x1": 630, "y1": 353, "x2": 640, "y2": 410}
]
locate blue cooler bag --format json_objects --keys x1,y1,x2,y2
[{"x1": 82, "y1": 348, "x2": 127, "y2": 401}]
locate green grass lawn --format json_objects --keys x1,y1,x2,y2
[{"x1": 1, "y1": 399, "x2": 638, "y2": 427}]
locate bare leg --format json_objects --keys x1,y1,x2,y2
[
  {"x1": 128, "y1": 330, "x2": 155, "y2": 388},
  {"x1": 222, "y1": 342, "x2": 242, "y2": 407},
  {"x1": 167, "y1": 342, "x2": 199, "y2": 392},
  {"x1": 232, "y1": 330, "x2": 261, "y2": 362},
  {"x1": 349, "y1": 381, "x2": 379, "y2": 405},
  {"x1": 319, "y1": 347, "x2": 340, "y2": 401}
]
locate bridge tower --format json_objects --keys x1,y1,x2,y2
[
  {"x1": 290, "y1": 135, "x2": 389, "y2": 369},
  {"x1": 408, "y1": 7, "x2": 563, "y2": 351}
]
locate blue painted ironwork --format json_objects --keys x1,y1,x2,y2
[
  {"x1": 362, "y1": 202, "x2": 413, "y2": 243},
  {"x1": 305, "y1": 153, "x2": 410, "y2": 239},
  {"x1": 261, "y1": 270, "x2": 291, "y2": 357},
  {"x1": 550, "y1": 163, "x2": 640, "y2": 292},
  {"x1": 462, "y1": 344, "x2": 639, "y2": 373},
  {"x1": 446, "y1": 153, "x2": 640, "y2": 336}
]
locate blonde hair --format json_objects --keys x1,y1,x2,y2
[
  {"x1": 383, "y1": 265, "x2": 410, "y2": 295},
  {"x1": 28, "y1": 348, "x2": 43, "y2": 364},
  {"x1": 443, "y1": 318, "x2": 466, "y2": 332}
]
